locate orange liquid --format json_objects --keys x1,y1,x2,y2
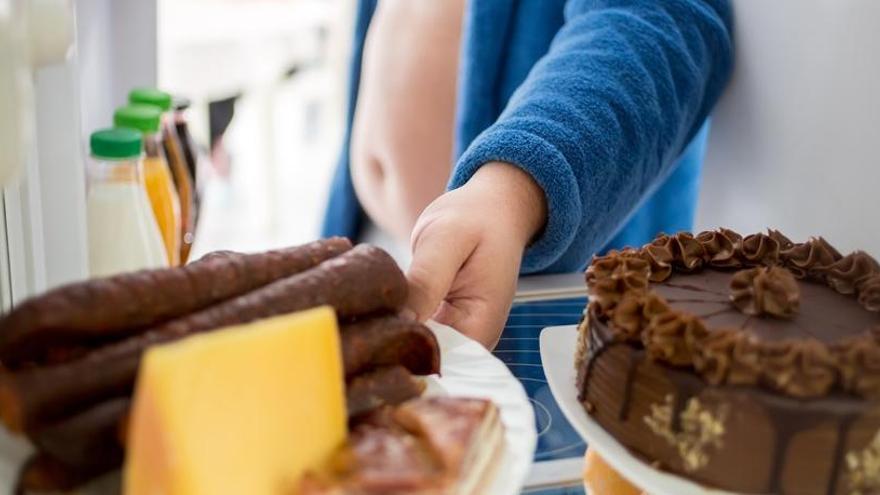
[
  {"x1": 162, "y1": 124, "x2": 196, "y2": 264},
  {"x1": 143, "y1": 157, "x2": 181, "y2": 266}
]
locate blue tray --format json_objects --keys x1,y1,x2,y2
[{"x1": 493, "y1": 297, "x2": 589, "y2": 494}]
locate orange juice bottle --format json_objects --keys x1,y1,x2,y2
[
  {"x1": 129, "y1": 88, "x2": 197, "y2": 263},
  {"x1": 114, "y1": 104, "x2": 181, "y2": 266}
]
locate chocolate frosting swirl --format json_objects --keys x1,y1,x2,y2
[
  {"x1": 730, "y1": 266, "x2": 800, "y2": 318},
  {"x1": 644, "y1": 233, "x2": 707, "y2": 276},
  {"x1": 610, "y1": 291, "x2": 670, "y2": 343},
  {"x1": 642, "y1": 311, "x2": 708, "y2": 367},
  {"x1": 767, "y1": 229, "x2": 795, "y2": 251},
  {"x1": 695, "y1": 230, "x2": 741, "y2": 268},
  {"x1": 641, "y1": 239, "x2": 675, "y2": 282},
  {"x1": 694, "y1": 329, "x2": 762, "y2": 386},
  {"x1": 834, "y1": 335, "x2": 880, "y2": 399},
  {"x1": 583, "y1": 228, "x2": 880, "y2": 399},
  {"x1": 759, "y1": 339, "x2": 837, "y2": 398},
  {"x1": 781, "y1": 237, "x2": 843, "y2": 279},
  {"x1": 822, "y1": 251, "x2": 880, "y2": 295},
  {"x1": 670, "y1": 232, "x2": 706, "y2": 271},
  {"x1": 859, "y1": 276, "x2": 880, "y2": 312},
  {"x1": 586, "y1": 251, "x2": 650, "y2": 315},
  {"x1": 740, "y1": 233, "x2": 781, "y2": 266}
]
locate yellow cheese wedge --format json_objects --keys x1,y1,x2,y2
[{"x1": 123, "y1": 306, "x2": 347, "y2": 495}]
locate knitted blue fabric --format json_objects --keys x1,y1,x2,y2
[{"x1": 322, "y1": 0, "x2": 733, "y2": 273}]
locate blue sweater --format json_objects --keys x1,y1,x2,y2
[{"x1": 322, "y1": 0, "x2": 734, "y2": 273}]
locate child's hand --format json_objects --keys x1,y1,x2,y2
[{"x1": 405, "y1": 162, "x2": 547, "y2": 348}]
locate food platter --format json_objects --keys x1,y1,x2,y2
[
  {"x1": 424, "y1": 320, "x2": 537, "y2": 495},
  {"x1": 539, "y1": 325, "x2": 739, "y2": 495},
  {"x1": 0, "y1": 321, "x2": 536, "y2": 495}
]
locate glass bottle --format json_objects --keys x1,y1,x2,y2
[
  {"x1": 86, "y1": 128, "x2": 167, "y2": 277},
  {"x1": 114, "y1": 104, "x2": 181, "y2": 266},
  {"x1": 129, "y1": 88, "x2": 197, "y2": 264}
]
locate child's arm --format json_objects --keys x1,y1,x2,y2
[{"x1": 406, "y1": 0, "x2": 734, "y2": 347}]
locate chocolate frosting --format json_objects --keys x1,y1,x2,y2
[
  {"x1": 669, "y1": 233, "x2": 706, "y2": 271},
  {"x1": 694, "y1": 329, "x2": 762, "y2": 386},
  {"x1": 767, "y1": 229, "x2": 795, "y2": 251},
  {"x1": 729, "y1": 266, "x2": 800, "y2": 318},
  {"x1": 781, "y1": 237, "x2": 843, "y2": 280},
  {"x1": 585, "y1": 251, "x2": 650, "y2": 315},
  {"x1": 759, "y1": 339, "x2": 837, "y2": 398},
  {"x1": 641, "y1": 240, "x2": 675, "y2": 282},
  {"x1": 823, "y1": 251, "x2": 880, "y2": 295},
  {"x1": 585, "y1": 228, "x2": 880, "y2": 399},
  {"x1": 860, "y1": 276, "x2": 880, "y2": 312},
  {"x1": 696, "y1": 230, "x2": 741, "y2": 268},
  {"x1": 740, "y1": 233, "x2": 782, "y2": 266},
  {"x1": 642, "y1": 311, "x2": 708, "y2": 367},
  {"x1": 834, "y1": 335, "x2": 880, "y2": 399}
]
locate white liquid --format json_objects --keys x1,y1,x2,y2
[{"x1": 87, "y1": 183, "x2": 168, "y2": 277}]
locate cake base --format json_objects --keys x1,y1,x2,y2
[{"x1": 577, "y1": 311, "x2": 880, "y2": 495}]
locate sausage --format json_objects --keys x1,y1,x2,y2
[
  {"x1": 346, "y1": 366, "x2": 426, "y2": 418},
  {"x1": 0, "y1": 244, "x2": 407, "y2": 432},
  {"x1": 15, "y1": 452, "x2": 116, "y2": 494},
  {"x1": 30, "y1": 398, "x2": 129, "y2": 470},
  {"x1": 0, "y1": 237, "x2": 353, "y2": 367},
  {"x1": 341, "y1": 316, "x2": 440, "y2": 378}
]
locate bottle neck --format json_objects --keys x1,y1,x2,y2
[
  {"x1": 88, "y1": 156, "x2": 144, "y2": 186},
  {"x1": 142, "y1": 131, "x2": 164, "y2": 159}
]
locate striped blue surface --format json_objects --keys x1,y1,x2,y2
[
  {"x1": 492, "y1": 297, "x2": 589, "y2": 494},
  {"x1": 524, "y1": 484, "x2": 585, "y2": 495},
  {"x1": 495, "y1": 297, "x2": 588, "y2": 462}
]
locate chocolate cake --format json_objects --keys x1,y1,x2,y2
[{"x1": 575, "y1": 229, "x2": 880, "y2": 495}]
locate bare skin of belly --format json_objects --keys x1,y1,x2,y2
[{"x1": 349, "y1": 0, "x2": 466, "y2": 244}]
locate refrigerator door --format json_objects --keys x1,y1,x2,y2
[{"x1": 0, "y1": 0, "x2": 158, "y2": 309}]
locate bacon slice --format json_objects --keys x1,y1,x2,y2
[
  {"x1": 394, "y1": 397, "x2": 504, "y2": 495},
  {"x1": 302, "y1": 397, "x2": 504, "y2": 495}
]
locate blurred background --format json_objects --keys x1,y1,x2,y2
[
  {"x1": 155, "y1": 0, "x2": 354, "y2": 258},
  {"x1": 1, "y1": 0, "x2": 878, "y2": 307},
  {"x1": 0, "y1": 0, "x2": 358, "y2": 306}
]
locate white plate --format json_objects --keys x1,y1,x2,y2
[
  {"x1": 426, "y1": 320, "x2": 537, "y2": 495},
  {"x1": 540, "y1": 325, "x2": 739, "y2": 495},
  {"x1": 0, "y1": 321, "x2": 537, "y2": 494}
]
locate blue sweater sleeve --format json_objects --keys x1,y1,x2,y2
[{"x1": 448, "y1": 0, "x2": 734, "y2": 273}]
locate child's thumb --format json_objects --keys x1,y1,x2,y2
[{"x1": 405, "y1": 228, "x2": 471, "y2": 322}]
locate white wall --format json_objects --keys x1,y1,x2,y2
[
  {"x1": 698, "y1": 0, "x2": 880, "y2": 257},
  {"x1": 77, "y1": 0, "x2": 158, "y2": 140}
]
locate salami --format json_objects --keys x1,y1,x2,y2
[
  {"x1": 15, "y1": 453, "x2": 114, "y2": 494},
  {"x1": 346, "y1": 366, "x2": 426, "y2": 417},
  {"x1": 0, "y1": 244, "x2": 407, "y2": 432},
  {"x1": 31, "y1": 398, "x2": 129, "y2": 470},
  {"x1": 341, "y1": 316, "x2": 440, "y2": 378},
  {"x1": 0, "y1": 237, "x2": 352, "y2": 367}
]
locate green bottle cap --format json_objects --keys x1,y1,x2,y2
[
  {"x1": 90, "y1": 128, "x2": 143, "y2": 159},
  {"x1": 114, "y1": 104, "x2": 162, "y2": 134},
  {"x1": 129, "y1": 88, "x2": 173, "y2": 111}
]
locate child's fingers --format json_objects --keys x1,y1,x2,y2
[{"x1": 405, "y1": 221, "x2": 473, "y2": 323}]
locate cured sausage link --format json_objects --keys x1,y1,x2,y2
[
  {"x1": 0, "y1": 237, "x2": 353, "y2": 367},
  {"x1": 0, "y1": 244, "x2": 407, "y2": 433}
]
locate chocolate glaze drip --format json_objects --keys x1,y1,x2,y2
[
  {"x1": 619, "y1": 352, "x2": 638, "y2": 422},
  {"x1": 578, "y1": 312, "x2": 877, "y2": 495},
  {"x1": 826, "y1": 414, "x2": 856, "y2": 495},
  {"x1": 765, "y1": 407, "x2": 826, "y2": 494}
]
